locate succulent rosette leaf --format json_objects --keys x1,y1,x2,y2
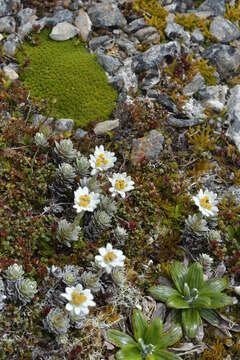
[
  {"x1": 108, "y1": 309, "x2": 182, "y2": 360},
  {"x1": 148, "y1": 261, "x2": 233, "y2": 338}
]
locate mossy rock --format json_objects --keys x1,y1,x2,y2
[{"x1": 17, "y1": 29, "x2": 118, "y2": 128}]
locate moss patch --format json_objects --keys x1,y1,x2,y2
[{"x1": 17, "y1": 30, "x2": 118, "y2": 128}]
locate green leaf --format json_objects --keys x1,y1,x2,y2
[
  {"x1": 107, "y1": 330, "x2": 137, "y2": 348},
  {"x1": 208, "y1": 293, "x2": 233, "y2": 309},
  {"x1": 145, "y1": 317, "x2": 163, "y2": 346},
  {"x1": 148, "y1": 286, "x2": 179, "y2": 302},
  {"x1": 167, "y1": 294, "x2": 190, "y2": 309},
  {"x1": 191, "y1": 295, "x2": 211, "y2": 309},
  {"x1": 199, "y1": 278, "x2": 228, "y2": 296},
  {"x1": 182, "y1": 309, "x2": 202, "y2": 339},
  {"x1": 199, "y1": 309, "x2": 220, "y2": 327},
  {"x1": 169, "y1": 261, "x2": 187, "y2": 293},
  {"x1": 116, "y1": 345, "x2": 141, "y2": 360},
  {"x1": 153, "y1": 349, "x2": 182, "y2": 360},
  {"x1": 132, "y1": 309, "x2": 148, "y2": 341},
  {"x1": 156, "y1": 323, "x2": 182, "y2": 349},
  {"x1": 186, "y1": 262, "x2": 204, "y2": 290}
]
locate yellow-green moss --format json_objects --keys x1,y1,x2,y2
[
  {"x1": 175, "y1": 13, "x2": 213, "y2": 41},
  {"x1": 17, "y1": 29, "x2": 118, "y2": 128},
  {"x1": 134, "y1": 0, "x2": 168, "y2": 40},
  {"x1": 225, "y1": 2, "x2": 240, "y2": 23}
]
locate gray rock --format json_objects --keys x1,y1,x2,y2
[
  {"x1": 131, "y1": 130, "x2": 165, "y2": 166},
  {"x1": 17, "y1": 8, "x2": 36, "y2": 25},
  {"x1": 167, "y1": 115, "x2": 204, "y2": 128},
  {"x1": 198, "y1": 85, "x2": 228, "y2": 112},
  {"x1": 74, "y1": 9, "x2": 92, "y2": 42},
  {"x1": 142, "y1": 32, "x2": 161, "y2": 45},
  {"x1": 192, "y1": 28, "x2": 205, "y2": 43},
  {"x1": 203, "y1": 44, "x2": 240, "y2": 79},
  {"x1": 50, "y1": 22, "x2": 79, "y2": 41},
  {"x1": 97, "y1": 53, "x2": 122, "y2": 75},
  {"x1": 47, "y1": 9, "x2": 73, "y2": 26},
  {"x1": 0, "y1": 16, "x2": 16, "y2": 33},
  {"x1": 164, "y1": 21, "x2": 190, "y2": 44},
  {"x1": 135, "y1": 26, "x2": 158, "y2": 42},
  {"x1": 3, "y1": 65, "x2": 18, "y2": 80},
  {"x1": 197, "y1": 0, "x2": 226, "y2": 16},
  {"x1": 75, "y1": 128, "x2": 87, "y2": 140},
  {"x1": 18, "y1": 21, "x2": 36, "y2": 39},
  {"x1": 3, "y1": 34, "x2": 19, "y2": 55},
  {"x1": 210, "y1": 16, "x2": 240, "y2": 43},
  {"x1": 32, "y1": 114, "x2": 53, "y2": 127},
  {"x1": 55, "y1": 119, "x2": 74, "y2": 133},
  {"x1": 125, "y1": 18, "x2": 146, "y2": 34},
  {"x1": 182, "y1": 98, "x2": 206, "y2": 120},
  {"x1": 110, "y1": 57, "x2": 138, "y2": 92},
  {"x1": 94, "y1": 119, "x2": 119, "y2": 135},
  {"x1": 226, "y1": 85, "x2": 240, "y2": 151},
  {"x1": 0, "y1": 0, "x2": 20, "y2": 16},
  {"x1": 140, "y1": 68, "x2": 161, "y2": 90},
  {"x1": 133, "y1": 41, "x2": 181, "y2": 73},
  {"x1": 88, "y1": 1, "x2": 127, "y2": 29},
  {"x1": 89, "y1": 35, "x2": 112, "y2": 51},
  {"x1": 183, "y1": 72, "x2": 206, "y2": 96},
  {"x1": 116, "y1": 38, "x2": 137, "y2": 56},
  {"x1": 148, "y1": 92, "x2": 178, "y2": 113}
]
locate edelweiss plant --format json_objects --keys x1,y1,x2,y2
[
  {"x1": 90, "y1": 145, "x2": 116, "y2": 175},
  {"x1": 148, "y1": 261, "x2": 234, "y2": 338},
  {"x1": 95, "y1": 243, "x2": 125, "y2": 274},
  {"x1": 108, "y1": 309, "x2": 182, "y2": 360},
  {"x1": 192, "y1": 189, "x2": 218, "y2": 217}
]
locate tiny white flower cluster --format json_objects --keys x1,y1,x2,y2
[{"x1": 73, "y1": 146, "x2": 134, "y2": 214}]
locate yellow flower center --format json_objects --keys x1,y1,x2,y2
[
  {"x1": 115, "y1": 179, "x2": 126, "y2": 191},
  {"x1": 70, "y1": 291, "x2": 87, "y2": 306},
  {"x1": 96, "y1": 153, "x2": 109, "y2": 168},
  {"x1": 104, "y1": 251, "x2": 117, "y2": 263},
  {"x1": 200, "y1": 195, "x2": 212, "y2": 210},
  {"x1": 78, "y1": 194, "x2": 91, "y2": 208}
]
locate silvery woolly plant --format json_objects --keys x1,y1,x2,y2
[
  {"x1": 148, "y1": 261, "x2": 234, "y2": 339},
  {"x1": 108, "y1": 309, "x2": 182, "y2": 360},
  {"x1": 57, "y1": 219, "x2": 81, "y2": 247},
  {"x1": 53, "y1": 139, "x2": 77, "y2": 163}
]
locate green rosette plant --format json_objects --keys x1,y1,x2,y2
[
  {"x1": 148, "y1": 261, "x2": 234, "y2": 339},
  {"x1": 107, "y1": 309, "x2": 182, "y2": 360}
]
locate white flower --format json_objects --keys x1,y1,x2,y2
[
  {"x1": 234, "y1": 286, "x2": 240, "y2": 296},
  {"x1": 61, "y1": 284, "x2": 95, "y2": 316},
  {"x1": 95, "y1": 243, "x2": 125, "y2": 274},
  {"x1": 73, "y1": 186, "x2": 100, "y2": 213},
  {"x1": 89, "y1": 145, "x2": 116, "y2": 175},
  {"x1": 108, "y1": 173, "x2": 134, "y2": 198},
  {"x1": 192, "y1": 189, "x2": 218, "y2": 217}
]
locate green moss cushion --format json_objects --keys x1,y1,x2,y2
[{"x1": 17, "y1": 30, "x2": 118, "y2": 128}]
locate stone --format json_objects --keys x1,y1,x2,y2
[
  {"x1": 183, "y1": 72, "x2": 206, "y2": 96},
  {"x1": 164, "y1": 21, "x2": 190, "y2": 44},
  {"x1": 3, "y1": 37, "x2": 18, "y2": 55},
  {"x1": 203, "y1": 44, "x2": 240, "y2": 80},
  {"x1": 18, "y1": 21, "x2": 36, "y2": 39},
  {"x1": 110, "y1": 57, "x2": 138, "y2": 92},
  {"x1": 142, "y1": 32, "x2": 161, "y2": 45},
  {"x1": 125, "y1": 18, "x2": 146, "y2": 34},
  {"x1": 155, "y1": 93, "x2": 178, "y2": 113},
  {"x1": 210, "y1": 16, "x2": 240, "y2": 43},
  {"x1": 197, "y1": 0, "x2": 226, "y2": 16},
  {"x1": 32, "y1": 114, "x2": 53, "y2": 127},
  {"x1": 226, "y1": 85, "x2": 240, "y2": 151},
  {"x1": 192, "y1": 28, "x2": 204, "y2": 43},
  {"x1": 133, "y1": 41, "x2": 181, "y2": 73},
  {"x1": 74, "y1": 9, "x2": 92, "y2": 42},
  {"x1": 50, "y1": 22, "x2": 79, "y2": 41},
  {"x1": 96, "y1": 53, "x2": 122, "y2": 75},
  {"x1": 198, "y1": 85, "x2": 228, "y2": 112},
  {"x1": 3, "y1": 65, "x2": 18, "y2": 80},
  {"x1": 0, "y1": 0, "x2": 20, "y2": 17},
  {"x1": 0, "y1": 34, "x2": 3, "y2": 42},
  {"x1": 135, "y1": 27, "x2": 158, "y2": 42},
  {"x1": 75, "y1": 128, "x2": 87, "y2": 140},
  {"x1": 17, "y1": 8, "x2": 36, "y2": 25},
  {"x1": 94, "y1": 119, "x2": 119, "y2": 135},
  {"x1": 131, "y1": 130, "x2": 165, "y2": 166},
  {"x1": 167, "y1": 115, "x2": 205, "y2": 128},
  {"x1": 88, "y1": 1, "x2": 127, "y2": 29},
  {"x1": 140, "y1": 68, "x2": 161, "y2": 90},
  {"x1": 47, "y1": 9, "x2": 73, "y2": 26},
  {"x1": 55, "y1": 118, "x2": 74, "y2": 132},
  {"x1": 0, "y1": 16, "x2": 16, "y2": 33},
  {"x1": 182, "y1": 98, "x2": 206, "y2": 120},
  {"x1": 116, "y1": 38, "x2": 137, "y2": 56},
  {"x1": 89, "y1": 35, "x2": 113, "y2": 51}
]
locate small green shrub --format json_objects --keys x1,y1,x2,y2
[
  {"x1": 17, "y1": 30, "x2": 118, "y2": 128},
  {"x1": 149, "y1": 261, "x2": 234, "y2": 339},
  {"x1": 108, "y1": 309, "x2": 182, "y2": 359}
]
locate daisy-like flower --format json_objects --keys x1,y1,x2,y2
[
  {"x1": 95, "y1": 243, "x2": 125, "y2": 274},
  {"x1": 108, "y1": 173, "x2": 134, "y2": 198},
  {"x1": 61, "y1": 284, "x2": 95, "y2": 316},
  {"x1": 73, "y1": 186, "x2": 100, "y2": 213},
  {"x1": 89, "y1": 145, "x2": 116, "y2": 175},
  {"x1": 192, "y1": 189, "x2": 218, "y2": 217}
]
